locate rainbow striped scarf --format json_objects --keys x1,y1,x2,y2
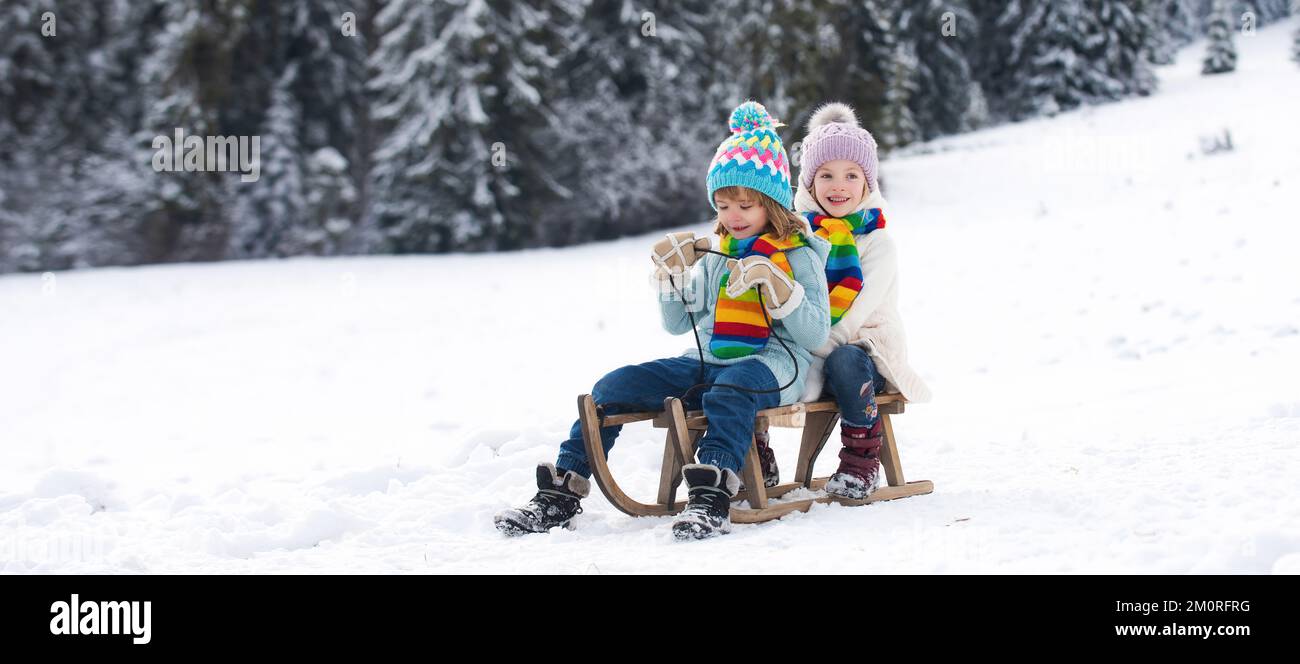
[
  {"x1": 710, "y1": 231, "x2": 809, "y2": 359},
  {"x1": 804, "y1": 208, "x2": 886, "y2": 325}
]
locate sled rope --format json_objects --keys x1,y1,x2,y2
[{"x1": 595, "y1": 248, "x2": 799, "y2": 424}]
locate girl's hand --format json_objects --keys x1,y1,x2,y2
[
  {"x1": 725, "y1": 256, "x2": 796, "y2": 311},
  {"x1": 651, "y1": 232, "x2": 711, "y2": 276}
]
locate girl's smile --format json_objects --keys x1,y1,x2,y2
[{"x1": 814, "y1": 160, "x2": 868, "y2": 215}]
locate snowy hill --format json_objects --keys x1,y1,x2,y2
[{"x1": 3, "y1": 22, "x2": 1299, "y2": 573}]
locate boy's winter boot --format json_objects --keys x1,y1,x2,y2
[
  {"x1": 672, "y1": 464, "x2": 739, "y2": 541},
  {"x1": 494, "y1": 463, "x2": 589, "y2": 536}
]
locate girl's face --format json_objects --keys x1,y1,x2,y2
[
  {"x1": 813, "y1": 160, "x2": 868, "y2": 217},
  {"x1": 714, "y1": 189, "x2": 769, "y2": 239}
]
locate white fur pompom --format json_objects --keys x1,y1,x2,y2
[{"x1": 807, "y1": 102, "x2": 857, "y2": 131}]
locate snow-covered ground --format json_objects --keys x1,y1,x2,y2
[{"x1": 3, "y1": 23, "x2": 1299, "y2": 573}]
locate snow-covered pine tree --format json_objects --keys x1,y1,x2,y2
[
  {"x1": 231, "y1": 68, "x2": 305, "y2": 257},
  {"x1": 768, "y1": 0, "x2": 841, "y2": 125},
  {"x1": 224, "y1": 0, "x2": 368, "y2": 259},
  {"x1": 79, "y1": 0, "x2": 161, "y2": 269},
  {"x1": 635, "y1": 0, "x2": 731, "y2": 224},
  {"x1": 968, "y1": 0, "x2": 1029, "y2": 119},
  {"x1": 299, "y1": 147, "x2": 358, "y2": 255},
  {"x1": 879, "y1": 40, "x2": 922, "y2": 149},
  {"x1": 1293, "y1": 21, "x2": 1300, "y2": 65},
  {"x1": 277, "y1": 0, "x2": 367, "y2": 159},
  {"x1": 1158, "y1": 0, "x2": 1203, "y2": 48},
  {"x1": 971, "y1": 0, "x2": 1159, "y2": 122},
  {"x1": 536, "y1": 0, "x2": 635, "y2": 243},
  {"x1": 1202, "y1": 0, "x2": 1238, "y2": 74},
  {"x1": 722, "y1": 0, "x2": 791, "y2": 113},
  {"x1": 136, "y1": 0, "x2": 254, "y2": 263},
  {"x1": 364, "y1": 0, "x2": 452, "y2": 253},
  {"x1": 820, "y1": 0, "x2": 906, "y2": 148},
  {"x1": 1147, "y1": 0, "x2": 1295, "y2": 64},
  {"x1": 1145, "y1": 0, "x2": 1180, "y2": 65},
  {"x1": 1012, "y1": 0, "x2": 1113, "y2": 119},
  {"x1": 0, "y1": 2, "x2": 68, "y2": 151},
  {"x1": 899, "y1": 0, "x2": 986, "y2": 139},
  {"x1": 0, "y1": 0, "x2": 147, "y2": 153},
  {"x1": 1087, "y1": 0, "x2": 1158, "y2": 97},
  {"x1": 711, "y1": 0, "x2": 846, "y2": 130},
  {"x1": 969, "y1": 0, "x2": 1093, "y2": 121},
  {"x1": 0, "y1": 4, "x2": 36, "y2": 139},
  {"x1": 0, "y1": 0, "x2": 157, "y2": 271},
  {"x1": 274, "y1": 0, "x2": 367, "y2": 254},
  {"x1": 0, "y1": 0, "x2": 372, "y2": 271},
  {"x1": 1240, "y1": 0, "x2": 1293, "y2": 24},
  {"x1": 366, "y1": 0, "x2": 582, "y2": 253},
  {"x1": 0, "y1": 1, "x2": 88, "y2": 270},
  {"x1": 540, "y1": 0, "x2": 724, "y2": 244}
]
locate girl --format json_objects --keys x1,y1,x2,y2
[
  {"x1": 495, "y1": 102, "x2": 831, "y2": 540},
  {"x1": 792, "y1": 102, "x2": 932, "y2": 500}
]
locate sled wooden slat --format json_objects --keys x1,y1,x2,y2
[
  {"x1": 732, "y1": 476, "x2": 933, "y2": 504},
  {"x1": 740, "y1": 443, "x2": 769, "y2": 509},
  {"x1": 729, "y1": 479, "x2": 935, "y2": 523},
  {"x1": 731, "y1": 498, "x2": 814, "y2": 523},
  {"x1": 579, "y1": 394, "x2": 681, "y2": 517},
  {"x1": 878, "y1": 413, "x2": 906, "y2": 487},
  {"x1": 602, "y1": 397, "x2": 902, "y2": 430},
  {"x1": 823, "y1": 480, "x2": 934, "y2": 506},
  {"x1": 657, "y1": 398, "x2": 701, "y2": 510},
  {"x1": 666, "y1": 397, "x2": 696, "y2": 465},
  {"x1": 579, "y1": 392, "x2": 931, "y2": 525},
  {"x1": 657, "y1": 395, "x2": 904, "y2": 430},
  {"x1": 601, "y1": 410, "x2": 661, "y2": 426},
  {"x1": 656, "y1": 430, "x2": 680, "y2": 508},
  {"x1": 794, "y1": 410, "x2": 840, "y2": 487}
]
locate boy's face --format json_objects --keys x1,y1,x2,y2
[
  {"x1": 813, "y1": 160, "x2": 868, "y2": 217},
  {"x1": 714, "y1": 190, "x2": 768, "y2": 240}
]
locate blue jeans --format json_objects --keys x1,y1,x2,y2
[
  {"x1": 556, "y1": 356, "x2": 780, "y2": 477},
  {"x1": 822, "y1": 345, "x2": 885, "y2": 427}
]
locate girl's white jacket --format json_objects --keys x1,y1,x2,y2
[{"x1": 794, "y1": 185, "x2": 932, "y2": 404}]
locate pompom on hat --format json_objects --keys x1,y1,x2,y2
[
  {"x1": 706, "y1": 101, "x2": 793, "y2": 210},
  {"x1": 798, "y1": 102, "x2": 879, "y2": 194}
]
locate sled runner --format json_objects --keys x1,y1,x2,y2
[{"x1": 578, "y1": 393, "x2": 932, "y2": 524}]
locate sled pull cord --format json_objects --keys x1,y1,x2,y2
[{"x1": 595, "y1": 249, "x2": 799, "y2": 425}]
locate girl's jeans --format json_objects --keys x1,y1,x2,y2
[
  {"x1": 556, "y1": 356, "x2": 779, "y2": 477},
  {"x1": 821, "y1": 344, "x2": 885, "y2": 427}
]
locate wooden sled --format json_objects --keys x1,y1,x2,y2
[{"x1": 578, "y1": 392, "x2": 932, "y2": 525}]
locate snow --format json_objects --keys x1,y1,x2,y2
[{"x1": 2, "y1": 22, "x2": 1299, "y2": 573}]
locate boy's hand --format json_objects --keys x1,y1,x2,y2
[
  {"x1": 725, "y1": 256, "x2": 797, "y2": 313},
  {"x1": 651, "y1": 232, "x2": 711, "y2": 277}
]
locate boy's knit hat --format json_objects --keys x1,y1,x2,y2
[
  {"x1": 706, "y1": 101, "x2": 793, "y2": 210},
  {"x1": 798, "y1": 102, "x2": 879, "y2": 194}
]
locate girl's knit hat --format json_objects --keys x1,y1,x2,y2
[
  {"x1": 706, "y1": 101, "x2": 793, "y2": 210},
  {"x1": 798, "y1": 102, "x2": 879, "y2": 194}
]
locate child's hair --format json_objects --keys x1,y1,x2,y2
[{"x1": 711, "y1": 186, "x2": 803, "y2": 241}]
